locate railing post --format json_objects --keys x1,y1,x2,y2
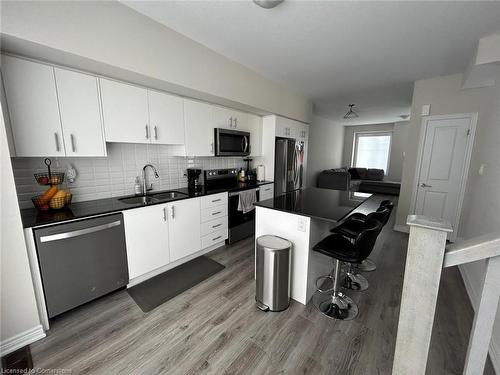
[{"x1": 392, "y1": 215, "x2": 453, "y2": 375}]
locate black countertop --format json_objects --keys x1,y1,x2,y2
[
  {"x1": 254, "y1": 187, "x2": 379, "y2": 223},
  {"x1": 21, "y1": 181, "x2": 273, "y2": 228}
]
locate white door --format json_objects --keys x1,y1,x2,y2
[
  {"x1": 99, "y1": 78, "x2": 150, "y2": 143},
  {"x1": 414, "y1": 114, "x2": 476, "y2": 239},
  {"x1": 54, "y1": 68, "x2": 106, "y2": 157},
  {"x1": 148, "y1": 90, "x2": 185, "y2": 145},
  {"x1": 184, "y1": 99, "x2": 214, "y2": 156},
  {"x1": 1, "y1": 55, "x2": 65, "y2": 157},
  {"x1": 167, "y1": 198, "x2": 201, "y2": 262},
  {"x1": 123, "y1": 204, "x2": 170, "y2": 280}
]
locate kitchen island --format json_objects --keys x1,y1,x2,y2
[{"x1": 254, "y1": 187, "x2": 391, "y2": 305}]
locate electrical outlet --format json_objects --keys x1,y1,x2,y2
[{"x1": 297, "y1": 218, "x2": 306, "y2": 232}]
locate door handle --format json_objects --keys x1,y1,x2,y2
[
  {"x1": 145, "y1": 125, "x2": 149, "y2": 139},
  {"x1": 420, "y1": 183, "x2": 432, "y2": 188},
  {"x1": 70, "y1": 134, "x2": 76, "y2": 152},
  {"x1": 163, "y1": 207, "x2": 167, "y2": 221},
  {"x1": 39, "y1": 221, "x2": 121, "y2": 242},
  {"x1": 171, "y1": 206, "x2": 175, "y2": 219},
  {"x1": 154, "y1": 126, "x2": 158, "y2": 140}
]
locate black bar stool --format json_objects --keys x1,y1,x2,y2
[
  {"x1": 332, "y1": 202, "x2": 393, "y2": 272},
  {"x1": 312, "y1": 218, "x2": 382, "y2": 320}
]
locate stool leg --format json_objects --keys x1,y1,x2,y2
[
  {"x1": 316, "y1": 259, "x2": 359, "y2": 321},
  {"x1": 358, "y1": 258, "x2": 377, "y2": 272},
  {"x1": 343, "y1": 262, "x2": 369, "y2": 291}
]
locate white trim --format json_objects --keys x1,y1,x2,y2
[
  {"x1": 0, "y1": 325, "x2": 45, "y2": 356},
  {"x1": 393, "y1": 224, "x2": 409, "y2": 233},
  {"x1": 410, "y1": 113, "x2": 477, "y2": 242},
  {"x1": 127, "y1": 241, "x2": 226, "y2": 287},
  {"x1": 459, "y1": 264, "x2": 500, "y2": 375}
]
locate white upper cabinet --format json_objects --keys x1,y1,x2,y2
[
  {"x1": 148, "y1": 90, "x2": 185, "y2": 145},
  {"x1": 99, "y1": 78, "x2": 150, "y2": 144},
  {"x1": 213, "y1": 106, "x2": 247, "y2": 130},
  {"x1": 167, "y1": 197, "x2": 201, "y2": 262},
  {"x1": 54, "y1": 68, "x2": 106, "y2": 157},
  {"x1": 298, "y1": 123, "x2": 309, "y2": 140},
  {"x1": 247, "y1": 113, "x2": 262, "y2": 156},
  {"x1": 276, "y1": 117, "x2": 307, "y2": 139},
  {"x1": 1, "y1": 55, "x2": 65, "y2": 157},
  {"x1": 184, "y1": 99, "x2": 214, "y2": 156}
]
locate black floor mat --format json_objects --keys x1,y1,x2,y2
[{"x1": 127, "y1": 256, "x2": 225, "y2": 312}]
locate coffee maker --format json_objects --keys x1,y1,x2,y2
[{"x1": 186, "y1": 168, "x2": 202, "y2": 192}]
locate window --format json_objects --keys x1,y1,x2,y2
[{"x1": 352, "y1": 132, "x2": 392, "y2": 173}]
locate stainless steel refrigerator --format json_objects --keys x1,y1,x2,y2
[{"x1": 274, "y1": 138, "x2": 305, "y2": 196}]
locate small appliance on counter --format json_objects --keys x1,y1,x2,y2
[
  {"x1": 257, "y1": 165, "x2": 266, "y2": 182},
  {"x1": 243, "y1": 157, "x2": 256, "y2": 182},
  {"x1": 186, "y1": 168, "x2": 202, "y2": 193}
]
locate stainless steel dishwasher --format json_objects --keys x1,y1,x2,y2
[{"x1": 33, "y1": 213, "x2": 128, "y2": 318}]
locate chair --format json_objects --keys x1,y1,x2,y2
[
  {"x1": 313, "y1": 218, "x2": 383, "y2": 320},
  {"x1": 332, "y1": 203, "x2": 393, "y2": 272}
]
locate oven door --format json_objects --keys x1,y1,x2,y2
[
  {"x1": 228, "y1": 188, "x2": 259, "y2": 243},
  {"x1": 215, "y1": 128, "x2": 250, "y2": 156}
]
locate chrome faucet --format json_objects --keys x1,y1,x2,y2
[{"x1": 142, "y1": 164, "x2": 159, "y2": 195}]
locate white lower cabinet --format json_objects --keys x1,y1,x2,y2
[
  {"x1": 259, "y1": 183, "x2": 274, "y2": 200},
  {"x1": 123, "y1": 204, "x2": 170, "y2": 280},
  {"x1": 167, "y1": 197, "x2": 202, "y2": 262}
]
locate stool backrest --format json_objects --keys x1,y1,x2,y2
[
  {"x1": 355, "y1": 218, "x2": 383, "y2": 260},
  {"x1": 367, "y1": 207, "x2": 391, "y2": 227},
  {"x1": 379, "y1": 200, "x2": 392, "y2": 208}
]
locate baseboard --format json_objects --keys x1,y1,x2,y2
[
  {"x1": 0, "y1": 325, "x2": 45, "y2": 356},
  {"x1": 459, "y1": 265, "x2": 500, "y2": 374},
  {"x1": 393, "y1": 224, "x2": 409, "y2": 233}
]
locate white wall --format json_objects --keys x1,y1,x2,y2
[
  {"x1": 387, "y1": 121, "x2": 410, "y2": 181},
  {"x1": 395, "y1": 71, "x2": 500, "y2": 372},
  {"x1": 0, "y1": 1, "x2": 311, "y2": 123},
  {"x1": 0, "y1": 105, "x2": 43, "y2": 354},
  {"x1": 306, "y1": 115, "x2": 344, "y2": 188}
]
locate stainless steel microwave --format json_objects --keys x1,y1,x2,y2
[{"x1": 214, "y1": 128, "x2": 250, "y2": 156}]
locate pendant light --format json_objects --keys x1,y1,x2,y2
[{"x1": 344, "y1": 104, "x2": 359, "y2": 119}]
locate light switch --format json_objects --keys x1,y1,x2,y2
[
  {"x1": 479, "y1": 164, "x2": 485, "y2": 176},
  {"x1": 421, "y1": 104, "x2": 431, "y2": 116},
  {"x1": 297, "y1": 218, "x2": 306, "y2": 232}
]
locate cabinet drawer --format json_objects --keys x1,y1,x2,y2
[
  {"x1": 201, "y1": 204, "x2": 228, "y2": 223},
  {"x1": 201, "y1": 193, "x2": 228, "y2": 209},
  {"x1": 201, "y1": 216, "x2": 228, "y2": 236},
  {"x1": 201, "y1": 228, "x2": 228, "y2": 249},
  {"x1": 259, "y1": 184, "x2": 274, "y2": 201}
]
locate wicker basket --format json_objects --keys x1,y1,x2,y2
[
  {"x1": 32, "y1": 192, "x2": 72, "y2": 211},
  {"x1": 34, "y1": 172, "x2": 65, "y2": 186}
]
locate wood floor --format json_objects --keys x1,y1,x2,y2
[{"x1": 30, "y1": 215, "x2": 496, "y2": 374}]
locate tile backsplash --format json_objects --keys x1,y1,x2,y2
[{"x1": 12, "y1": 143, "x2": 246, "y2": 209}]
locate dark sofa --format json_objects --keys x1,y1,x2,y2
[{"x1": 317, "y1": 167, "x2": 401, "y2": 195}]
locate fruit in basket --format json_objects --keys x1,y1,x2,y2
[
  {"x1": 41, "y1": 186, "x2": 58, "y2": 200},
  {"x1": 49, "y1": 190, "x2": 68, "y2": 210},
  {"x1": 38, "y1": 176, "x2": 49, "y2": 185},
  {"x1": 50, "y1": 175, "x2": 62, "y2": 184}
]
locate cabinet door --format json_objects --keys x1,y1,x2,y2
[
  {"x1": 54, "y1": 68, "x2": 106, "y2": 157},
  {"x1": 231, "y1": 110, "x2": 248, "y2": 130},
  {"x1": 123, "y1": 205, "x2": 170, "y2": 280},
  {"x1": 247, "y1": 113, "x2": 262, "y2": 156},
  {"x1": 100, "y1": 78, "x2": 150, "y2": 143},
  {"x1": 148, "y1": 90, "x2": 185, "y2": 145},
  {"x1": 167, "y1": 198, "x2": 201, "y2": 262},
  {"x1": 213, "y1": 106, "x2": 233, "y2": 129},
  {"x1": 184, "y1": 99, "x2": 214, "y2": 156},
  {"x1": 1, "y1": 55, "x2": 65, "y2": 157}
]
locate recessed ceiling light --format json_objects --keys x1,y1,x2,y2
[{"x1": 253, "y1": 0, "x2": 284, "y2": 9}]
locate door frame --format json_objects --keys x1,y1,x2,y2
[{"x1": 410, "y1": 113, "x2": 477, "y2": 240}]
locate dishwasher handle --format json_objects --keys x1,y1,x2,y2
[{"x1": 39, "y1": 221, "x2": 121, "y2": 243}]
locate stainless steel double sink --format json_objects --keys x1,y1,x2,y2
[{"x1": 118, "y1": 191, "x2": 187, "y2": 205}]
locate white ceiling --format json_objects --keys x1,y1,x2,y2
[{"x1": 123, "y1": 1, "x2": 500, "y2": 125}]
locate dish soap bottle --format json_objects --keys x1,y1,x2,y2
[{"x1": 134, "y1": 176, "x2": 142, "y2": 195}]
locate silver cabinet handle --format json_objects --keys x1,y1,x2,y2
[
  {"x1": 234, "y1": 118, "x2": 237, "y2": 128},
  {"x1": 212, "y1": 211, "x2": 221, "y2": 216},
  {"x1": 54, "y1": 133, "x2": 60, "y2": 152},
  {"x1": 163, "y1": 207, "x2": 167, "y2": 221},
  {"x1": 229, "y1": 117, "x2": 233, "y2": 128},
  {"x1": 211, "y1": 143, "x2": 214, "y2": 154},
  {"x1": 212, "y1": 235, "x2": 222, "y2": 241},
  {"x1": 171, "y1": 206, "x2": 175, "y2": 219},
  {"x1": 154, "y1": 126, "x2": 158, "y2": 140},
  {"x1": 70, "y1": 134, "x2": 76, "y2": 152},
  {"x1": 212, "y1": 223, "x2": 222, "y2": 229},
  {"x1": 145, "y1": 125, "x2": 149, "y2": 139},
  {"x1": 420, "y1": 183, "x2": 432, "y2": 188},
  {"x1": 39, "y1": 221, "x2": 121, "y2": 242},
  {"x1": 212, "y1": 198, "x2": 221, "y2": 203}
]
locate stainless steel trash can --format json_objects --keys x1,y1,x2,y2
[{"x1": 255, "y1": 235, "x2": 292, "y2": 312}]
